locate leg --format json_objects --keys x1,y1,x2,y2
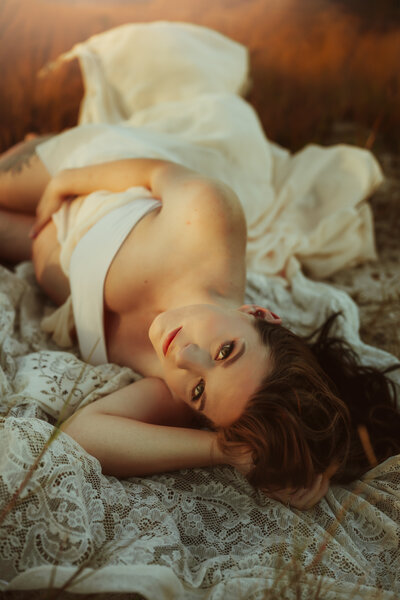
[
  {"x1": 0, "y1": 135, "x2": 52, "y2": 214},
  {"x1": 0, "y1": 135, "x2": 53, "y2": 265},
  {"x1": 0, "y1": 209, "x2": 34, "y2": 264},
  {"x1": 0, "y1": 201, "x2": 71, "y2": 302}
]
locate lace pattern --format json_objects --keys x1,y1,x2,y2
[{"x1": 1, "y1": 263, "x2": 399, "y2": 599}]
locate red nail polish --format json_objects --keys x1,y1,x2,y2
[{"x1": 271, "y1": 312, "x2": 280, "y2": 320}]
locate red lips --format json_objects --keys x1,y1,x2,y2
[{"x1": 162, "y1": 327, "x2": 182, "y2": 356}]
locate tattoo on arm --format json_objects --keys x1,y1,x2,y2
[{"x1": 0, "y1": 136, "x2": 53, "y2": 175}]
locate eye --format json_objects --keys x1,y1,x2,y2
[
  {"x1": 191, "y1": 379, "x2": 205, "y2": 403},
  {"x1": 215, "y1": 341, "x2": 235, "y2": 361}
]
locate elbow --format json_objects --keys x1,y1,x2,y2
[
  {"x1": 60, "y1": 409, "x2": 90, "y2": 449},
  {"x1": 60, "y1": 411, "x2": 130, "y2": 477},
  {"x1": 60, "y1": 412, "x2": 110, "y2": 472}
]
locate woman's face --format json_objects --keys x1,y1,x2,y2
[{"x1": 149, "y1": 304, "x2": 272, "y2": 427}]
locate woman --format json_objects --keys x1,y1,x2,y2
[{"x1": 1, "y1": 135, "x2": 399, "y2": 510}]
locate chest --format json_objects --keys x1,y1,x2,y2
[
  {"x1": 102, "y1": 204, "x2": 245, "y2": 371},
  {"x1": 105, "y1": 203, "x2": 243, "y2": 312}
]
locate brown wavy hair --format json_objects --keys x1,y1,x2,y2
[{"x1": 216, "y1": 313, "x2": 400, "y2": 490}]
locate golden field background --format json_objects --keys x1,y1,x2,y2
[{"x1": 0, "y1": 0, "x2": 399, "y2": 153}]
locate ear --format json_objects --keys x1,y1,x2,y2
[{"x1": 239, "y1": 305, "x2": 282, "y2": 324}]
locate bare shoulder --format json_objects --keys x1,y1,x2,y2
[
  {"x1": 186, "y1": 177, "x2": 245, "y2": 230},
  {"x1": 154, "y1": 162, "x2": 246, "y2": 239}
]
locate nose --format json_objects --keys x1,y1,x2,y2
[{"x1": 175, "y1": 344, "x2": 211, "y2": 372}]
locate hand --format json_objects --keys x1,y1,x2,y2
[
  {"x1": 265, "y1": 474, "x2": 329, "y2": 510},
  {"x1": 30, "y1": 174, "x2": 75, "y2": 238}
]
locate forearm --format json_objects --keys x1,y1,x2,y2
[
  {"x1": 61, "y1": 412, "x2": 227, "y2": 478},
  {"x1": 54, "y1": 158, "x2": 172, "y2": 199}
]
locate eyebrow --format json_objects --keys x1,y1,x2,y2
[
  {"x1": 198, "y1": 343, "x2": 246, "y2": 413},
  {"x1": 199, "y1": 392, "x2": 207, "y2": 412}
]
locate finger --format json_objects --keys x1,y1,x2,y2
[
  {"x1": 29, "y1": 204, "x2": 56, "y2": 238},
  {"x1": 319, "y1": 476, "x2": 330, "y2": 499},
  {"x1": 29, "y1": 217, "x2": 50, "y2": 239},
  {"x1": 267, "y1": 487, "x2": 296, "y2": 500},
  {"x1": 30, "y1": 193, "x2": 67, "y2": 238},
  {"x1": 29, "y1": 200, "x2": 50, "y2": 239},
  {"x1": 306, "y1": 474, "x2": 323, "y2": 495},
  {"x1": 287, "y1": 478, "x2": 318, "y2": 508},
  {"x1": 294, "y1": 475, "x2": 329, "y2": 508},
  {"x1": 267, "y1": 488, "x2": 298, "y2": 507},
  {"x1": 291, "y1": 480, "x2": 320, "y2": 503}
]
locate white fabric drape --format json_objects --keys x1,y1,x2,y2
[{"x1": 37, "y1": 21, "x2": 382, "y2": 282}]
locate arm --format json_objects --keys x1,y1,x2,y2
[
  {"x1": 60, "y1": 377, "x2": 229, "y2": 478},
  {"x1": 60, "y1": 377, "x2": 329, "y2": 507},
  {"x1": 63, "y1": 414, "x2": 225, "y2": 478},
  {"x1": 44, "y1": 158, "x2": 172, "y2": 200},
  {"x1": 31, "y1": 158, "x2": 169, "y2": 236},
  {"x1": 30, "y1": 158, "x2": 242, "y2": 237}
]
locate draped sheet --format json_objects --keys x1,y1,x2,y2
[
  {"x1": 37, "y1": 21, "x2": 382, "y2": 281},
  {"x1": 1, "y1": 22, "x2": 399, "y2": 599}
]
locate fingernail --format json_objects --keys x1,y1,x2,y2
[{"x1": 271, "y1": 312, "x2": 280, "y2": 320}]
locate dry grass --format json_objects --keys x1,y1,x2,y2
[
  {"x1": 324, "y1": 130, "x2": 400, "y2": 360},
  {"x1": 0, "y1": 0, "x2": 399, "y2": 153}
]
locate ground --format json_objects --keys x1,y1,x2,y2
[{"x1": 323, "y1": 125, "x2": 400, "y2": 360}]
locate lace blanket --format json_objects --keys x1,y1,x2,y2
[
  {"x1": 1, "y1": 263, "x2": 399, "y2": 599},
  {"x1": 1, "y1": 22, "x2": 399, "y2": 599}
]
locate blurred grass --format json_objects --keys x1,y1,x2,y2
[{"x1": 0, "y1": 0, "x2": 399, "y2": 153}]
